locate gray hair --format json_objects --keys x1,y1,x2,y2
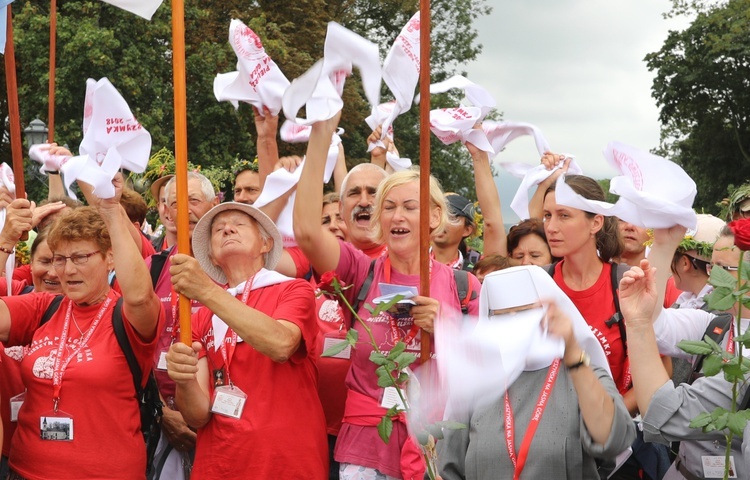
[
  {"x1": 164, "y1": 172, "x2": 216, "y2": 203},
  {"x1": 339, "y1": 163, "x2": 387, "y2": 197}
]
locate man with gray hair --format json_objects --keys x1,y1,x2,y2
[
  {"x1": 337, "y1": 163, "x2": 388, "y2": 258},
  {"x1": 149, "y1": 171, "x2": 218, "y2": 480}
]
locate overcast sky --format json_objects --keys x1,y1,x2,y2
[{"x1": 462, "y1": 0, "x2": 691, "y2": 223}]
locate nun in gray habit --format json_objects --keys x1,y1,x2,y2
[{"x1": 438, "y1": 265, "x2": 635, "y2": 479}]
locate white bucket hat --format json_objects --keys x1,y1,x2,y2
[{"x1": 192, "y1": 202, "x2": 283, "y2": 284}]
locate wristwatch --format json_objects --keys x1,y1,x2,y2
[{"x1": 566, "y1": 351, "x2": 590, "y2": 370}]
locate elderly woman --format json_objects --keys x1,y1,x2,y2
[
  {"x1": 165, "y1": 202, "x2": 327, "y2": 479},
  {"x1": 507, "y1": 218, "x2": 556, "y2": 267},
  {"x1": 0, "y1": 173, "x2": 163, "y2": 479},
  {"x1": 294, "y1": 116, "x2": 481, "y2": 479},
  {"x1": 438, "y1": 266, "x2": 635, "y2": 479}
]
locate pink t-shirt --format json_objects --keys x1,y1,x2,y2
[
  {"x1": 5, "y1": 290, "x2": 162, "y2": 480},
  {"x1": 333, "y1": 241, "x2": 480, "y2": 478},
  {"x1": 189, "y1": 279, "x2": 327, "y2": 479}
]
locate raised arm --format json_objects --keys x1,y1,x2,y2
[
  {"x1": 94, "y1": 173, "x2": 161, "y2": 339},
  {"x1": 293, "y1": 115, "x2": 343, "y2": 275},
  {"x1": 647, "y1": 226, "x2": 686, "y2": 320},
  {"x1": 528, "y1": 154, "x2": 568, "y2": 220},
  {"x1": 254, "y1": 106, "x2": 280, "y2": 190},
  {"x1": 466, "y1": 132, "x2": 506, "y2": 257}
]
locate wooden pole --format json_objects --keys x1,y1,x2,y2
[
  {"x1": 418, "y1": 0, "x2": 431, "y2": 363},
  {"x1": 5, "y1": 6, "x2": 25, "y2": 199},
  {"x1": 48, "y1": 0, "x2": 56, "y2": 143},
  {"x1": 171, "y1": 0, "x2": 191, "y2": 345}
]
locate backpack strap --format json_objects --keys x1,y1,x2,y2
[
  {"x1": 452, "y1": 269, "x2": 477, "y2": 314},
  {"x1": 150, "y1": 246, "x2": 174, "y2": 289},
  {"x1": 110, "y1": 297, "x2": 144, "y2": 394},
  {"x1": 689, "y1": 312, "x2": 734, "y2": 381},
  {"x1": 40, "y1": 295, "x2": 65, "y2": 326},
  {"x1": 20, "y1": 284, "x2": 35, "y2": 295},
  {"x1": 352, "y1": 260, "x2": 377, "y2": 314},
  {"x1": 544, "y1": 261, "x2": 560, "y2": 277},
  {"x1": 605, "y1": 263, "x2": 630, "y2": 355}
]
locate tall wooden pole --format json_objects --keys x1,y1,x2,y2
[
  {"x1": 48, "y1": 0, "x2": 56, "y2": 143},
  {"x1": 419, "y1": 0, "x2": 431, "y2": 363},
  {"x1": 171, "y1": 0, "x2": 191, "y2": 344},
  {"x1": 5, "y1": 6, "x2": 25, "y2": 198}
]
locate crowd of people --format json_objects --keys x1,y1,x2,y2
[{"x1": 0, "y1": 103, "x2": 745, "y2": 480}]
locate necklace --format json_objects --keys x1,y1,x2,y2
[{"x1": 71, "y1": 313, "x2": 85, "y2": 338}]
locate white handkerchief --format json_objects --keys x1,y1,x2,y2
[
  {"x1": 213, "y1": 20, "x2": 290, "y2": 116},
  {"x1": 0, "y1": 163, "x2": 15, "y2": 296},
  {"x1": 381, "y1": 11, "x2": 421, "y2": 133},
  {"x1": 483, "y1": 121, "x2": 551, "y2": 159},
  {"x1": 99, "y1": 0, "x2": 162, "y2": 20},
  {"x1": 283, "y1": 22, "x2": 381, "y2": 125},
  {"x1": 212, "y1": 269, "x2": 294, "y2": 350},
  {"x1": 61, "y1": 151, "x2": 121, "y2": 199},
  {"x1": 364, "y1": 102, "x2": 412, "y2": 171},
  {"x1": 73, "y1": 78, "x2": 151, "y2": 198},
  {"x1": 429, "y1": 107, "x2": 494, "y2": 153},
  {"x1": 429, "y1": 75, "x2": 497, "y2": 118},
  {"x1": 505, "y1": 159, "x2": 583, "y2": 221},
  {"x1": 28, "y1": 144, "x2": 73, "y2": 175},
  {"x1": 278, "y1": 121, "x2": 342, "y2": 181},
  {"x1": 554, "y1": 142, "x2": 698, "y2": 230}
]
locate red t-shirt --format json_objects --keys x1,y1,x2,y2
[
  {"x1": 11, "y1": 265, "x2": 32, "y2": 285},
  {"x1": 4, "y1": 290, "x2": 162, "y2": 480},
  {"x1": 664, "y1": 276, "x2": 681, "y2": 308},
  {"x1": 0, "y1": 279, "x2": 32, "y2": 457},
  {"x1": 139, "y1": 232, "x2": 156, "y2": 259},
  {"x1": 553, "y1": 261, "x2": 628, "y2": 392},
  {"x1": 190, "y1": 279, "x2": 327, "y2": 479},
  {"x1": 333, "y1": 241, "x2": 481, "y2": 478}
]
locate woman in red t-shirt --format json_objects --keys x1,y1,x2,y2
[
  {"x1": 0, "y1": 174, "x2": 163, "y2": 480},
  {"x1": 540, "y1": 162, "x2": 671, "y2": 417}
]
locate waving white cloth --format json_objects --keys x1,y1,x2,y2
[
  {"x1": 253, "y1": 142, "x2": 339, "y2": 248},
  {"x1": 429, "y1": 75, "x2": 496, "y2": 118},
  {"x1": 29, "y1": 144, "x2": 73, "y2": 175},
  {"x1": 279, "y1": 121, "x2": 343, "y2": 178},
  {"x1": 485, "y1": 121, "x2": 551, "y2": 160},
  {"x1": 98, "y1": 0, "x2": 162, "y2": 20},
  {"x1": 364, "y1": 102, "x2": 412, "y2": 172},
  {"x1": 362, "y1": 11, "x2": 420, "y2": 172},
  {"x1": 282, "y1": 22, "x2": 381, "y2": 125},
  {"x1": 0, "y1": 164, "x2": 15, "y2": 295},
  {"x1": 212, "y1": 269, "x2": 294, "y2": 350},
  {"x1": 62, "y1": 78, "x2": 151, "y2": 199},
  {"x1": 434, "y1": 266, "x2": 609, "y2": 413},
  {"x1": 555, "y1": 142, "x2": 697, "y2": 229},
  {"x1": 213, "y1": 19, "x2": 290, "y2": 115},
  {"x1": 429, "y1": 106, "x2": 493, "y2": 153}
]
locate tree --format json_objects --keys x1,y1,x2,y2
[
  {"x1": 1, "y1": 0, "x2": 491, "y2": 201},
  {"x1": 645, "y1": 0, "x2": 750, "y2": 212}
]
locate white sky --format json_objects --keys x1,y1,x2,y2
[{"x1": 462, "y1": 0, "x2": 691, "y2": 223}]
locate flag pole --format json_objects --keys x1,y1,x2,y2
[
  {"x1": 5, "y1": 6, "x2": 25, "y2": 199},
  {"x1": 48, "y1": 0, "x2": 56, "y2": 143},
  {"x1": 418, "y1": 0, "x2": 431, "y2": 363},
  {"x1": 171, "y1": 0, "x2": 191, "y2": 345}
]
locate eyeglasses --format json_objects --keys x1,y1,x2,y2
[
  {"x1": 52, "y1": 251, "x2": 101, "y2": 268},
  {"x1": 685, "y1": 255, "x2": 710, "y2": 273},
  {"x1": 706, "y1": 263, "x2": 740, "y2": 275}
]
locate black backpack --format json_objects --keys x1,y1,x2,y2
[{"x1": 40, "y1": 295, "x2": 163, "y2": 477}]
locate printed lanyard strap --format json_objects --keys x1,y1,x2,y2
[
  {"x1": 52, "y1": 296, "x2": 114, "y2": 411},
  {"x1": 219, "y1": 275, "x2": 255, "y2": 385},
  {"x1": 504, "y1": 358, "x2": 561, "y2": 480}
]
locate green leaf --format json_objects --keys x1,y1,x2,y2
[
  {"x1": 387, "y1": 341, "x2": 407, "y2": 360},
  {"x1": 710, "y1": 267, "x2": 739, "y2": 289},
  {"x1": 735, "y1": 330, "x2": 750, "y2": 345},
  {"x1": 702, "y1": 353, "x2": 723, "y2": 377},
  {"x1": 370, "y1": 351, "x2": 390, "y2": 366},
  {"x1": 689, "y1": 412, "x2": 713, "y2": 430},
  {"x1": 727, "y1": 411, "x2": 750, "y2": 436},
  {"x1": 703, "y1": 335, "x2": 724, "y2": 353},
  {"x1": 677, "y1": 340, "x2": 713, "y2": 356},
  {"x1": 393, "y1": 352, "x2": 417, "y2": 369},
  {"x1": 712, "y1": 410, "x2": 729, "y2": 431},
  {"x1": 364, "y1": 304, "x2": 375, "y2": 314},
  {"x1": 705, "y1": 287, "x2": 737, "y2": 311},
  {"x1": 321, "y1": 340, "x2": 350, "y2": 358},
  {"x1": 377, "y1": 416, "x2": 393, "y2": 444},
  {"x1": 369, "y1": 294, "x2": 406, "y2": 317},
  {"x1": 397, "y1": 371, "x2": 410, "y2": 384},
  {"x1": 346, "y1": 328, "x2": 359, "y2": 344},
  {"x1": 741, "y1": 260, "x2": 750, "y2": 282},
  {"x1": 376, "y1": 365, "x2": 395, "y2": 388}
]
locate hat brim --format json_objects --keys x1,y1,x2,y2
[
  {"x1": 191, "y1": 202, "x2": 283, "y2": 284},
  {"x1": 149, "y1": 175, "x2": 174, "y2": 203}
]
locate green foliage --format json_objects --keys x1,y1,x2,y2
[{"x1": 646, "y1": 0, "x2": 750, "y2": 213}]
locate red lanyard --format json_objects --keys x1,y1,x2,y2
[
  {"x1": 51, "y1": 295, "x2": 114, "y2": 412},
  {"x1": 504, "y1": 359, "x2": 561, "y2": 480},
  {"x1": 218, "y1": 275, "x2": 255, "y2": 385},
  {"x1": 727, "y1": 327, "x2": 735, "y2": 355},
  {"x1": 169, "y1": 286, "x2": 181, "y2": 342}
]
